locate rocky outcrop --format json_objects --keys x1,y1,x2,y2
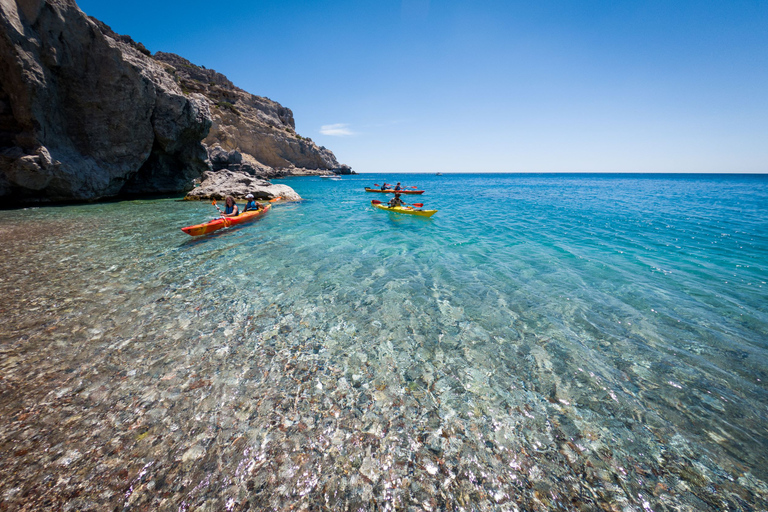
[
  {"x1": 153, "y1": 52, "x2": 351, "y2": 177},
  {"x1": 186, "y1": 170, "x2": 302, "y2": 202},
  {"x1": 0, "y1": 0, "x2": 211, "y2": 205},
  {"x1": 208, "y1": 146, "x2": 274, "y2": 177},
  {"x1": 0, "y1": 0, "x2": 349, "y2": 206}
]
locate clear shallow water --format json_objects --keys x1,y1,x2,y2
[{"x1": 1, "y1": 173, "x2": 767, "y2": 511}]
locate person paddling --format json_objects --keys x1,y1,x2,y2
[
  {"x1": 380, "y1": 183, "x2": 388, "y2": 191},
  {"x1": 242, "y1": 193, "x2": 262, "y2": 213},
  {"x1": 388, "y1": 193, "x2": 406, "y2": 207},
  {"x1": 221, "y1": 195, "x2": 239, "y2": 217},
  {"x1": 394, "y1": 182, "x2": 402, "y2": 191}
]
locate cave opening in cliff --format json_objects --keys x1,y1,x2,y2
[{"x1": 119, "y1": 138, "x2": 194, "y2": 198}]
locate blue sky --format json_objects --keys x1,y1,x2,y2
[{"x1": 77, "y1": 0, "x2": 768, "y2": 173}]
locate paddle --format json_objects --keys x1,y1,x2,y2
[
  {"x1": 214, "y1": 198, "x2": 237, "y2": 217},
  {"x1": 212, "y1": 199, "x2": 232, "y2": 226}
]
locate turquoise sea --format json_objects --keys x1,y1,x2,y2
[{"x1": 1, "y1": 173, "x2": 767, "y2": 511}]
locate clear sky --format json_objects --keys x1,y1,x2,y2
[{"x1": 76, "y1": 0, "x2": 768, "y2": 173}]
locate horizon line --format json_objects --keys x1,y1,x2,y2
[{"x1": 351, "y1": 171, "x2": 768, "y2": 175}]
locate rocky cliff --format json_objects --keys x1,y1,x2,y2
[
  {"x1": 153, "y1": 52, "x2": 350, "y2": 180},
  {"x1": 0, "y1": 0, "x2": 348, "y2": 206}
]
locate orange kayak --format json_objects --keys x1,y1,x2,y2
[
  {"x1": 181, "y1": 204, "x2": 271, "y2": 236},
  {"x1": 365, "y1": 188, "x2": 424, "y2": 195}
]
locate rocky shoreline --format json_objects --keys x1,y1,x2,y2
[{"x1": 0, "y1": 0, "x2": 351, "y2": 207}]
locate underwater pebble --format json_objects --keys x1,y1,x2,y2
[{"x1": 182, "y1": 445, "x2": 206, "y2": 462}]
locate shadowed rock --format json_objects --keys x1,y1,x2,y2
[{"x1": 0, "y1": 0, "x2": 210, "y2": 205}]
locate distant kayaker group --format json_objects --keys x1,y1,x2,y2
[
  {"x1": 364, "y1": 182, "x2": 425, "y2": 195},
  {"x1": 384, "y1": 182, "x2": 403, "y2": 191},
  {"x1": 367, "y1": 181, "x2": 438, "y2": 218}
]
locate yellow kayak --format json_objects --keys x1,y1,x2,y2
[{"x1": 371, "y1": 201, "x2": 437, "y2": 217}]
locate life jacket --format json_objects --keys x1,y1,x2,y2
[{"x1": 224, "y1": 204, "x2": 237, "y2": 215}]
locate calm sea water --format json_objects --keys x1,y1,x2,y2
[{"x1": 1, "y1": 173, "x2": 766, "y2": 511}]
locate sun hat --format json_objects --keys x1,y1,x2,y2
[{"x1": 245, "y1": 194, "x2": 254, "y2": 199}]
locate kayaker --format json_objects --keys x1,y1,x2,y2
[
  {"x1": 394, "y1": 182, "x2": 402, "y2": 191},
  {"x1": 388, "y1": 193, "x2": 405, "y2": 207},
  {"x1": 380, "y1": 183, "x2": 388, "y2": 191},
  {"x1": 221, "y1": 195, "x2": 239, "y2": 217},
  {"x1": 243, "y1": 194, "x2": 262, "y2": 213}
]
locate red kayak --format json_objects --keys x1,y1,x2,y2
[
  {"x1": 181, "y1": 204, "x2": 271, "y2": 236},
  {"x1": 365, "y1": 187, "x2": 424, "y2": 195}
]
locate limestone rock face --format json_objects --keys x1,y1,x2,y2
[
  {"x1": 153, "y1": 52, "x2": 349, "y2": 177},
  {"x1": 0, "y1": 0, "x2": 349, "y2": 206},
  {"x1": 185, "y1": 170, "x2": 302, "y2": 202},
  {"x1": 0, "y1": 0, "x2": 211, "y2": 205},
  {"x1": 208, "y1": 145, "x2": 274, "y2": 177}
]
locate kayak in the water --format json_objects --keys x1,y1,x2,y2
[
  {"x1": 181, "y1": 204, "x2": 271, "y2": 236},
  {"x1": 365, "y1": 187, "x2": 425, "y2": 195},
  {"x1": 371, "y1": 200, "x2": 437, "y2": 217}
]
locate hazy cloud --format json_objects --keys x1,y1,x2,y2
[{"x1": 320, "y1": 123, "x2": 354, "y2": 136}]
